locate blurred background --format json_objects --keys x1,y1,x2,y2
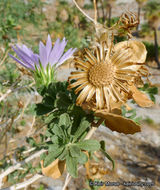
[{"x1": 0, "y1": 0, "x2": 160, "y2": 189}]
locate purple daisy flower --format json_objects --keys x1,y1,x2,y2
[
  {"x1": 39, "y1": 35, "x2": 76, "y2": 68},
  {"x1": 9, "y1": 35, "x2": 76, "y2": 70},
  {"x1": 9, "y1": 45, "x2": 39, "y2": 70}
]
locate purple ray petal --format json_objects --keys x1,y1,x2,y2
[
  {"x1": 21, "y1": 45, "x2": 33, "y2": 57},
  {"x1": 31, "y1": 54, "x2": 39, "y2": 65},
  {"x1": 9, "y1": 53, "x2": 34, "y2": 70},
  {"x1": 56, "y1": 48, "x2": 76, "y2": 67},
  {"x1": 15, "y1": 45, "x2": 36, "y2": 64},
  {"x1": 48, "y1": 38, "x2": 60, "y2": 65},
  {"x1": 49, "y1": 38, "x2": 67, "y2": 65},
  {"x1": 39, "y1": 41, "x2": 48, "y2": 68},
  {"x1": 12, "y1": 46, "x2": 35, "y2": 68},
  {"x1": 46, "y1": 34, "x2": 52, "y2": 58},
  {"x1": 54, "y1": 38, "x2": 67, "y2": 63}
]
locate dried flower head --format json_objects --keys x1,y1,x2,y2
[
  {"x1": 68, "y1": 38, "x2": 153, "y2": 113},
  {"x1": 118, "y1": 11, "x2": 139, "y2": 37}
]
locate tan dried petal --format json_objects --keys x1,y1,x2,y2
[
  {"x1": 134, "y1": 76, "x2": 144, "y2": 88},
  {"x1": 95, "y1": 111, "x2": 141, "y2": 134},
  {"x1": 81, "y1": 96, "x2": 123, "y2": 114},
  {"x1": 41, "y1": 159, "x2": 65, "y2": 179},
  {"x1": 130, "y1": 85, "x2": 154, "y2": 107},
  {"x1": 114, "y1": 40, "x2": 147, "y2": 63}
]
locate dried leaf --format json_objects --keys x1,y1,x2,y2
[
  {"x1": 41, "y1": 159, "x2": 65, "y2": 179},
  {"x1": 114, "y1": 40, "x2": 147, "y2": 63},
  {"x1": 95, "y1": 111, "x2": 141, "y2": 134},
  {"x1": 130, "y1": 85, "x2": 154, "y2": 107}
]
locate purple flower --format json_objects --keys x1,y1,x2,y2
[
  {"x1": 9, "y1": 35, "x2": 76, "y2": 70},
  {"x1": 39, "y1": 35, "x2": 76, "y2": 68},
  {"x1": 9, "y1": 45, "x2": 39, "y2": 70}
]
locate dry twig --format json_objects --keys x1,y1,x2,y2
[
  {"x1": 2, "y1": 174, "x2": 43, "y2": 190},
  {"x1": 0, "y1": 149, "x2": 47, "y2": 188}
]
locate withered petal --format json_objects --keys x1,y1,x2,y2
[
  {"x1": 77, "y1": 84, "x2": 93, "y2": 105},
  {"x1": 114, "y1": 40, "x2": 147, "y2": 63},
  {"x1": 130, "y1": 85, "x2": 154, "y2": 107}
]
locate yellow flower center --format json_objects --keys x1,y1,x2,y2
[{"x1": 88, "y1": 62, "x2": 114, "y2": 87}]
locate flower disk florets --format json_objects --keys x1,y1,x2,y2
[{"x1": 88, "y1": 62, "x2": 114, "y2": 87}]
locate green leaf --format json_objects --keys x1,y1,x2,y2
[
  {"x1": 50, "y1": 135, "x2": 59, "y2": 144},
  {"x1": 48, "y1": 144, "x2": 59, "y2": 152},
  {"x1": 100, "y1": 140, "x2": 105, "y2": 150},
  {"x1": 66, "y1": 154, "x2": 78, "y2": 178},
  {"x1": 69, "y1": 145, "x2": 81, "y2": 157},
  {"x1": 77, "y1": 151, "x2": 88, "y2": 164},
  {"x1": 40, "y1": 153, "x2": 46, "y2": 161},
  {"x1": 45, "y1": 130, "x2": 53, "y2": 137},
  {"x1": 54, "y1": 92, "x2": 72, "y2": 109},
  {"x1": 58, "y1": 148, "x2": 67, "y2": 160},
  {"x1": 69, "y1": 105, "x2": 90, "y2": 135},
  {"x1": 147, "y1": 86, "x2": 158, "y2": 94},
  {"x1": 59, "y1": 113, "x2": 71, "y2": 128},
  {"x1": 73, "y1": 119, "x2": 90, "y2": 142},
  {"x1": 149, "y1": 93, "x2": 156, "y2": 103},
  {"x1": 100, "y1": 141, "x2": 115, "y2": 170},
  {"x1": 44, "y1": 147, "x2": 64, "y2": 167},
  {"x1": 77, "y1": 140, "x2": 100, "y2": 151},
  {"x1": 78, "y1": 131, "x2": 87, "y2": 141},
  {"x1": 26, "y1": 137, "x2": 37, "y2": 147},
  {"x1": 51, "y1": 124, "x2": 65, "y2": 138},
  {"x1": 142, "y1": 83, "x2": 149, "y2": 90},
  {"x1": 101, "y1": 149, "x2": 115, "y2": 170},
  {"x1": 35, "y1": 103, "x2": 53, "y2": 115}
]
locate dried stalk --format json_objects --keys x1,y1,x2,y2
[
  {"x1": 0, "y1": 49, "x2": 9, "y2": 66},
  {"x1": 2, "y1": 174, "x2": 43, "y2": 190},
  {"x1": 72, "y1": 0, "x2": 95, "y2": 24},
  {"x1": 62, "y1": 166, "x2": 83, "y2": 190},
  {"x1": 0, "y1": 81, "x2": 34, "y2": 103},
  {"x1": 0, "y1": 149, "x2": 47, "y2": 188},
  {"x1": 0, "y1": 89, "x2": 12, "y2": 103},
  {"x1": 93, "y1": 0, "x2": 98, "y2": 24}
]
